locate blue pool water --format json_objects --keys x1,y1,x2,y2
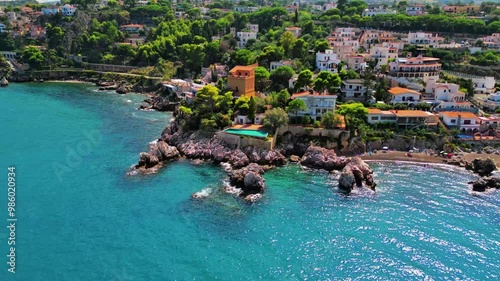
[{"x1": 0, "y1": 83, "x2": 498, "y2": 280}]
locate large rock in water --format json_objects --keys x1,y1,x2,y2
[
  {"x1": 469, "y1": 176, "x2": 500, "y2": 192},
  {"x1": 338, "y1": 157, "x2": 376, "y2": 194},
  {"x1": 138, "y1": 152, "x2": 159, "y2": 168},
  {"x1": 229, "y1": 163, "x2": 265, "y2": 195},
  {"x1": 300, "y1": 145, "x2": 350, "y2": 171},
  {"x1": 471, "y1": 158, "x2": 496, "y2": 176},
  {"x1": 156, "y1": 140, "x2": 180, "y2": 160}
]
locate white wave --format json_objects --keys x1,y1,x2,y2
[
  {"x1": 126, "y1": 100, "x2": 132, "y2": 103},
  {"x1": 192, "y1": 188, "x2": 213, "y2": 199},
  {"x1": 223, "y1": 180, "x2": 242, "y2": 196},
  {"x1": 220, "y1": 162, "x2": 232, "y2": 172}
]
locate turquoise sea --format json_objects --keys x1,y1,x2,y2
[{"x1": 0, "y1": 83, "x2": 499, "y2": 280}]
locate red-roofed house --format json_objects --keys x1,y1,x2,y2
[
  {"x1": 290, "y1": 90, "x2": 337, "y2": 121},
  {"x1": 388, "y1": 87, "x2": 422, "y2": 105},
  {"x1": 439, "y1": 111, "x2": 479, "y2": 133}
]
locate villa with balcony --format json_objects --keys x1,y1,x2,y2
[
  {"x1": 290, "y1": 90, "x2": 337, "y2": 121},
  {"x1": 388, "y1": 55, "x2": 441, "y2": 82},
  {"x1": 439, "y1": 111, "x2": 480, "y2": 133},
  {"x1": 388, "y1": 87, "x2": 422, "y2": 105},
  {"x1": 341, "y1": 79, "x2": 367, "y2": 101}
]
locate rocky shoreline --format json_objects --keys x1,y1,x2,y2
[{"x1": 129, "y1": 120, "x2": 378, "y2": 202}]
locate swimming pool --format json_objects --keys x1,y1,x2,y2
[{"x1": 224, "y1": 129, "x2": 268, "y2": 138}]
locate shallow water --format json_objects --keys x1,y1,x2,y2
[{"x1": 0, "y1": 83, "x2": 498, "y2": 280}]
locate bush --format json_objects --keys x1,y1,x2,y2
[
  {"x1": 313, "y1": 121, "x2": 321, "y2": 128},
  {"x1": 301, "y1": 115, "x2": 312, "y2": 125}
]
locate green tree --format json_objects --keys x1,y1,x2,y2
[
  {"x1": 279, "y1": 31, "x2": 296, "y2": 57},
  {"x1": 179, "y1": 44, "x2": 205, "y2": 75},
  {"x1": 263, "y1": 108, "x2": 289, "y2": 132},
  {"x1": 291, "y1": 38, "x2": 307, "y2": 59},
  {"x1": 230, "y1": 49, "x2": 255, "y2": 67},
  {"x1": 321, "y1": 111, "x2": 341, "y2": 129},
  {"x1": 294, "y1": 69, "x2": 313, "y2": 91},
  {"x1": 287, "y1": 98, "x2": 307, "y2": 124},
  {"x1": 313, "y1": 71, "x2": 341, "y2": 94},
  {"x1": 315, "y1": 39, "x2": 329, "y2": 53},
  {"x1": 248, "y1": 96, "x2": 256, "y2": 120},
  {"x1": 21, "y1": 46, "x2": 45, "y2": 69},
  {"x1": 254, "y1": 66, "x2": 270, "y2": 91},
  {"x1": 336, "y1": 103, "x2": 368, "y2": 132},
  {"x1": 269, "y1": 66, "x2": 294, "y2": 91}
]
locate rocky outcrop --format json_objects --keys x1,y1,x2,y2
[
  {"x1": 130, "y1": 141, "x2": 179, "y2": 174},
  {"x1": 469, "y1": 177, "x2": 500, "y2": 192},
  {"x1": 470, "y1": 158, "x2": 496, "y2": 176},
  {"x1": 139, "y1": 96, "x2": 179, "y2": 111},
  {"x1": 0, "y1": 77, "x2": 8, "y2": 87},
  {"x1": 300, "y1": 145, "x2": 350, "y2": 171},
  {"x1": 229, "y1": 163, "x2": 265, "y2": 196},
  {"x1": 116, "y1": 83, "x2": 131, "y2": 94},
  {"x1": 338, "y1": 157, "x2": 376, "y2": 194}
]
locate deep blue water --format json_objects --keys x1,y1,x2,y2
[{"x1": 0, "y1": 83, "x2": 499, "y2": 280}]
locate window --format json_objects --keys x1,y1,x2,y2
[
  {"x1": 464, "y1": 120, "x2": 471, "y2": 125},
  {"x1": 371, "y1": 116, "x2": 379, "y2": 120},
  {"x1": 450, "y1": 119, "x2": 456, "y2": 124}
]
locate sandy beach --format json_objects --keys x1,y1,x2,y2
[{"x1": 360, "y1": 151, "x2": 500, "y2": 166}]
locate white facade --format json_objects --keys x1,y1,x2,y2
[
  {"x1": 270, "y1": 60, "x2": 293, "y2": 71},
  {"x1": 61, "y1": 4, "x2": 77, "y2": 16},
  {"x1": 247, "y1": 24, "x2": 259, "y2": 33},
  {"x1": 234, "y1": 6, "x2": 259, "y2": 13},
  {"x1": 290, "y1": 91, "x2": 337, "y2": 121},
  {"x1": 6, "y1": 12, "x2": 16, "y2": 22},
  {"x1": 425, "y1": 79, "x2": 465, "y2": 102},
  {"x1": 439, "y1": 112, "x2": 479, "y2": 132},
  {"x1": 345, "y1": 55, "x2": 367, "y2": 71},
  {"x1": 285, "y1": 27, "x2": 302, "y2": 38},
  {"x1": 407, "y1": 32, "x2": 444, "y2": 47},
  {"x1": 389, "y1": 55, "x2": 441, "y2": 82},
  {"x1": 388, "y1": 87, "x2": 422, "y2": 105},
  {"x1": 473, "y1": 76, "x2": 496, "y2": 94},
  {"x1": 341, "y1": 79, "x2": 367, "y2": 101},
  {"x1": 0, "y1": 51, "x2": 17, "y2": 61},
  {"x1": 315, "y1": 50, "x2": 341, "y2": 72},
  {"x1": 369, "y1": 45, "x2": 395, "y2": 69},
  {"x1": 362, "y1": 7, "x2": 396, "y2": 17},
  {"x1": 406, "y1": 5, "x2": 427, "y2": 16},
  {"x1": 236, "y1": 31, "x2": 257, "y2": 48},
  {"x1": 42, "y1": 7, "x2": 59, "y2": 15}
]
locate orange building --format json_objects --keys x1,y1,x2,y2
[{"x1": 227, "y1": 64, "x2": 257, "y2": 97}]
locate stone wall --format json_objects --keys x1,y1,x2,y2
[
  {"x1": 277, "y1": 125, "x2": 349, "y2": 139},
  {"x1": 216, "y1": 131, "x2": 274, "y2": 150}
]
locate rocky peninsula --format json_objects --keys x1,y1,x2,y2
[{"x1": 129, "y1": 120, "x2": 377, "y2": 202}]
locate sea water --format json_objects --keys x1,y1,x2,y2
[{"x1": 0, "y1": 83, "x2": 498, "y2": 280}]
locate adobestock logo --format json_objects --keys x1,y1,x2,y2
[{"x1": 52, "y1": 129, "x2": 103, "y2": 182}]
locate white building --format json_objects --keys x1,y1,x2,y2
[
  {"x1": 0, "y1": 51, "x2": 17, "y2": 61},
  {"x1": 42, "y1": 6, "x2": 59, "y2": 15},
  {"x1": 233, "y1": 6, "x2": 259, "y2": 13},
  {"x1": 0, "y1": 23, "x2": 6, "y2": 33},
  {"x1": 6, "y1": 11, "x2": 16, "y2": 22},
  {"x1": 362, "y1": 6, "x2": 396, "y2": 17},
  {"x1": 479, "y1": 33, "x2": 500, "y2": 50},
  {"x1": 290, "y1": 91, "x2": 337, "y2": 121},
  {"x1": 285, "y1": 26, "x2": 302, "y2": 38},
  {"x1": 61, "y1": 4, "x2": 77, "y2": 16},
  {"x1": 369, "y1": 45, "x2": 398, "y2": 69},
  {"x1": 388, "y1": 87, "x2": 422, "y2": 105},
  {"x1": 406, "y1": 4, "x2": 427, "y2": 16},
  {"x1": 315, "y1": 50, "x2": 341, "y2": 72},
  {"x1": 270, "y1": 60, "x2": 294, "y2": 71},
  {"x1": 407, "y1": 32, "x2": 445, "y2": 48},
  {"x1": 345, "y1": 55, "x2": 367, "y2": 71},
  {"x1": 439, "y1": 111, "x2": 479, "y2": 133},
  {"x1": 425, "y1": 78, "x2": 471, "y2": 110},
  {"x1": 389, "y1": 55, "x2": 441, "y2": 82},
  {"x1": 473, "y1": 76, "x2": 496, "y2": 94},
  {"x1": 341, "y1": 79, "x2": 367, "y2": 101},
  {"x1": 236, "y1": 31, "x2": 257, "y2": 48}
]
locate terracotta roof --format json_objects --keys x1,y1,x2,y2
[
  {"x1": 229, "y1": 64, "x2": 257, "y2": 72},
  {"x1": 439, "y1": 111, "x2": 478, "y2": 119},
  {"x1": 291, "y1": 91, "x2": 336, "y2": 98},
  {"x1": 367, "y1": 108, "x2": 382, "y2": 114},
  {"x1": 391, "y1": 110, "x2": 430, "y2": 117},
  {"x1": 388, "y1": 87, "x2": 422, "y2": 96},
  {"x1": 286, "y1": 26, "x2": 302, "y2": 30}
]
